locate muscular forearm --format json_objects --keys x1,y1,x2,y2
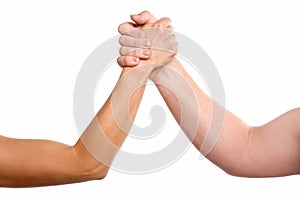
[{"x1": 154, "y1": 58, "x2": 300, "y2": 177}]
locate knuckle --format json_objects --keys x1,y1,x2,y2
[
  {"x1": 119, "y1": 35, "x2": 132, "y2": 46},
  {"x1": 153, "y1": 22, "x2": 160, "y2": 27},
  {"x1": 137, "y1": 49, "x2": 143, "y2": 57},
  {"x1": 172, "y1": 43, "x2": 178, "y2": 54},
  {"x1": 118, "y1": 22, "x2": 136, "y2": 35},
  {"x1": 142, "y1": 10, "x2": 150, "y2": 16},
  {"x1": 118, "y1": 23, "x2": 126, "y2": 33},
  {"x1": 119, "y1": 47, "x2": 126, "y2": 55},
  {"x1": 119, "y1": 35, "x2": 125, "y2": 45},
  {"x1": 137, "y1": 48, "x2": 145, "y2": 57},
  {"x1": 121, "y1": 47, "x2": 137, "y2": 56},
  {"x1": 117, "y1": 57, "x2": 123, "y2": 66}
]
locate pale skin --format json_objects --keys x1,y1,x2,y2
[
  {"x1": 119, "y1": 11, "x2": 300, "y2": 177},
  {"x1": 0, "y1": 15, "x2": 177, "y2": 187},
  {"x1": 1, "y1": 11, "x2": 298, "y2": 188}
]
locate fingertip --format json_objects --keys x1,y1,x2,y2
[
  {"x1": 142, "y1": 49, "x2": 151, "y2": 58},
  {"x1": 117, "y1": 56, "x2": 124, "y2": 67},
  {"x1": 118, "y1": 22, "x2": 136, "y2": 34},
  {"x1": 130, "y1": 14, "x2": 139, "y2": 19},
  {"x1": 132, "y1": 57, "x2": 139, "y2": 63},
  {"x1": 127, "y1": 57, "x2": 139, "y2": 67},
  {"x1": 162, "y1": 17, "x2": 172, "y2": 24},
  {"x1": 140, "y1": 10, "x2": 151, "y2": 16},
  {"x1": 130, "y1": 14, "x2": 137, "y2": 20},
  {"x1": 131, "y1": 10, "x2": 156, "y2": 25},
  {"x1": 131, "y1": 14, "x2": 144, "y2": 25},
  {"x1": 118, "y1": 56, "x2": 139, "y2": 67},
  {"x1": 154, "y1": 17, "x2": 172, "y2": 28},
  {"x1": 141, "y1": 10, "x2": 157, "y2": 24}
]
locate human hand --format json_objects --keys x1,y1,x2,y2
[{"x1": 117, "y1": 11, "x2": 177, "y2": 69}]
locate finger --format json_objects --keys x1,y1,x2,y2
[
  {"x1": 131, "y1": 10, "x2": 157, "y2": 25},
  {"x1": 117, "y1": 56, "x2": 140, "y2": 68},
  {"x1": 153, "y1": 17, "x2": 172, "y2": 28},
  {"x1": 119, "y1": 47, "x2": 151, "y2": 59},
  {"x1": 119, "y1": 35, "x2": 150, "y2": 48},
  {"x1": 118, "y1": 22, "x2": 145, "y2": 38}
]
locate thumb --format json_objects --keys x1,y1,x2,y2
[{"x1": 131, "y1": 11, "x2": 157, "y2": 25}]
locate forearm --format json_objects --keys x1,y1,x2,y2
[
  {"x1": 0, "y1": 66, "x2": 151, "y2": 187},
  {"x1": 152, "y1": 58, "x2": 240, "y2": 153},
  {"x1": 116, "y1": 10, "x2": 300, "y2": 177},
  {"x1": 154, "y1": 58, "x2": 300, "y2": 177},
  {"x1": 74, "y1": 65, "x2": 152, "y2": 176}
]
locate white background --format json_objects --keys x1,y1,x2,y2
[{"x1": 0, "y1": 0, "x2": 299, "y2": 199}]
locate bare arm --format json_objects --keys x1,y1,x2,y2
[
  {"x1": 0, "y1": 66, "x2": 151, "y2": 187},
  {"x1": 155, "y1": 58, "x2": 300, "y2": 177},
  {"x1": 0, "y1": 13, "x2": 176, "y2": 187},
  {"x1": 119, "y1": 11, "x2": 300, "y2": 177}
]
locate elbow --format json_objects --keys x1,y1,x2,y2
[
  {"x1": 73, "y1": 158, "x2": 110, "y2": 182},
  {"x1": 78, "y1": 154, "x2": 111, "y2": 181},
  {"x1": 70, "y1": 144, "x2": 110, "y2": 181},
  {"x1": 91, "y1": 163, "x2": 109, "y2": 180},
  {"x1": 221, "y1": 158, "x2": 262, "y2": 178},
  {"x1": 220, "y1": 143, "x2": 261, "y2": 177},
  {"x1": 223, "y1": 165, "x2": 281, "y2": 178},
  {"x1": 223, "y1": 167, "x2": 257, "y2": 178}
]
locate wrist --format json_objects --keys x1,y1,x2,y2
[
  {"x1": 149, "y1": 66, "x2": 163, "y2": 81},
  {"x1": 138, "y1": 60, "x2": 162, "y2": 72},
  {"x1": 121, "y1": 64, "x2": 153, "y2": 80},
  {"x1": 149, "y1": 57, "x2": 178, "y2": 81}
]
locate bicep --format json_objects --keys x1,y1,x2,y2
[
  {"x1": 0, "y1": 135, "x2": 79, "y2": 187},
  {"x1": 248, "y1": 108, "x2": 300, "y2": 176}
]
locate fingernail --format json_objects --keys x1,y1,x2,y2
[
  {"x1": 143, "y1": 50, "x2": 150, "y2": 57},
  {"x1": 133, "y1": 57, "x2": 139, "y2": 62}
]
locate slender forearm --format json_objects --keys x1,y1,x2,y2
[
  {"x1": 76, "y1": 65, "x2": 152, "y2": 171},
  {"x1": 154, "y1": 58, "x2": 300, "y2": 177},
  {"x1": 0, "y1": 66, "x2": 151, "y2": 187}
]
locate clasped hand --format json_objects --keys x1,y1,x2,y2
[{"x1": 117, "y1": 11, "x2": 178, "y2": 73}]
